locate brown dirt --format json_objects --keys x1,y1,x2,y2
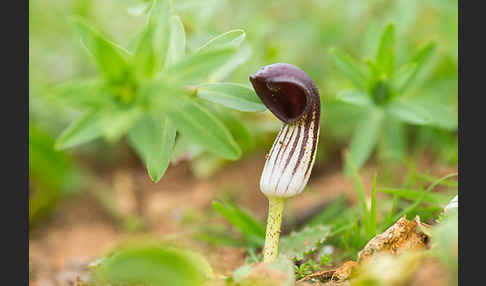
[{"x1": 28, "y1": 152, "x2": 457, "y2": 286}]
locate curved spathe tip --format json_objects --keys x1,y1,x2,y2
[{"x1": 249, "y1": 63, "x2": 319, "y2": 124}]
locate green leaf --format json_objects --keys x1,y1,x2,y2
[
  {"x1": 348, "y1": 109, "x2": 384, "y2": 169},
  {"x1": 391, "y1": 62, "x2": 418, "y2": 94},
  {"x1": 167, "y1": 96, "x2": 241, "y2": 159},
  {"x1": 329, "y1": 48, "x2": 368, "y2": 90},
  {"x1": 166, "y1": 48, "x2": 237, "y2": 84},
  {"x1": 50, "y1": 79, "x2": 111, "y2": 108},
  {"x1": 211, "y1": 106, "x2": 255, "y2": 152},
  {"x1": 212, "y1": 200, "x2": 265, "y2": 247},
  {"x1": 197, "y1": 82, "x2": 266, "y2": 112},
  {"x1": 165, "y1": 15, "x2": 186, "y2": 68},
  {"x1": 280, "y1": 225, "x2": 331, "y2": 261},
  {"x1": 409, "y1": 99, "x2": 457, "y2": 130},
  {"x1": 344, "y1": 151, "x2": 370, "y2": 233},
  {"x1": 55, "y1": 110, "x2": 103, "y2": 150},
  {"x1": 380, "y1": 118, "x2": 406, "y2": 161},
  {"x1": 379, "y1": 188, "x2": 454, "y2": 206},
  {"x1": 128, "y1": 114, "x2": 176, "y2": 182},
  {"x1": 404, "y1": 42, "x2": 437, "y2": 91},
  {"x1": 369, "y1": 175, "x2": 377, "y2": 237},
  {"x1": 133, "y1": 0, "x2": 171, "y2": 78},
  {"x1": 387, "y1": 99, "x2": 431, "y2": 125},
  {"x1": 394, "y1": 173, "x2": 457, "y2": 220},
  {"x1": 208, "y1": 44, "x2": 252, "y2": 82},
  {"x1": 93, "y1": 245, "x2": 212, "y2": 286},
  {"x1": 100, "y1": 107, "x2": 143, "y2": 144},
  {"x1": 196, "y1": 29, "x2": 246, "y2": 53},
  {"x1": 376, "y1": 23, "x2": 396, "y2": 76},
  {"x1": 336, "y1": 90, "x2": 374, "y2": 108},
  {"x1": 71, "y1": 17, "x2": 131, "y2": 83}
]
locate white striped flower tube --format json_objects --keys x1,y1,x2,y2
[{"x1": 250, "y1": 63, "x2": 321, "y2": 198}]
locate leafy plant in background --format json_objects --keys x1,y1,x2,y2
[
  {"x1": 53, "y1": 0, "x2": 265, "y2": 182},
  {"x1": 29, "y1": 123, "x2": 83, "y2": 227},
  {"x1": 330, "y1": 23, "x2": 457, "y2": 170}
]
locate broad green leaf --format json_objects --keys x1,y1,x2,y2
[
  {"x1": 380, "y1": 118, "x2": 406, "y2": 160},
  {"x1": 197, "y1": 82, "x2": 266, "y2": 112},
  {"x1": 212, "y1": 201, "x2": 265, "y2": 247},
  {"x1": 55, "y1": 110, "x2": 103, "y2": 150},
  {"x1": 208, "y1": 44, "x2": 252, "y2": 82},
  {"x1": 375, "y1": 23, "x2": 396, "y2": 76},
  {"x1": 387, "y1": 99, "x2": 431, "y2": 125},
  {"x1": 50, "y1": 79, "x2": 111, "y2": 108},
  {"x1": 128, "y1": 114, "x2": 176, "y2": 182},
  {"x1": 101, "y1": 107, "x2": 143, "y2": 143},
  {"x1": 133, "y1": 0, "x2": 171, "y2": 78},
  {"x1": 348, "y1": 109, "x2": 384, "y2": 169},
  {"x1": 93, "y1": 245, "x2": 212, "y2": 286},
  {"x1": 71, "y1": 17, "x2": 131, "y2": 84},
  {"x1": 165, "y1": 16, "x2": 186, "y2": 68},
  {"x1": 336, "y1": 90, "x2": 374, "y2": 108},
  {"x1": 280, "y1": 225, "x2": 331, "y2": 260},
  {"x1": 166, "y1": 48, "x2": 237, "y2": 84},
  {"x1": 166, "y1": 96, "x2": 241, "y2": 159},
  {"x1": 329, "y1": 48, "x2": 368, "y2": 90},
  {"x1": 196, "y1": 29, "x2": 245, "y2": 53}
]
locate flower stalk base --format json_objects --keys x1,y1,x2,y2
[{"x1": 263, "y1": 196, "x2": 286, "y2": 263}]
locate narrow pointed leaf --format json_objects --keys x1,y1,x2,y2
[
  {"x1": 208, "y1": 44, "x2": 252, "y2": 82},
  {"x1": 349, "y1": 109, "x2": 384, "y2": 169},
  {"x1": 101, "y1": 107, "x2": 143, "y2": 143},
  {"x1": 166, "y1": 48, "x2": 237, "y2": 84},
  {"x1": 197, "y1": 82, "x2": 266, "y2": 112},
  {"x1": 51, "y1": 79, "x2": 111, "y2": 108},
  {"x1": 376, "y1": 23, "x2": 396, "y2": 76},
  {"x1": 134, "y1": 0, "x2": 171, "y2": 78},
  {"x1": 167, "y1": 96, "x2": 241, "y2": 159},
  {"x1": 400, "y1": 42, "x2": 437, "y2": 92},
  {"x1": 128, "y1": 114, "x2": 176, "y2": 182},
  {"x1": 55, "y1": 110, "x2": 103, "y2": 150},
  {"x1": 329, "y1": 48, "x2": 368, "y2": 90},
  {"x1": 212, "y1": 201, "x2": 265, "y2": 247},
  {"x1": 71, "y1": 17, "x2": 131, "y2": 83},
  {"x1": 391, "y1": 62, "x2": 418, "y2": 94},
  {"x1": 387, "y1": 99, "x2": 431, "y2": 125},
  {"x1": 196, "y1": 29, "x2": 245, "y2": 53},
  {"x1": 165, "y1": 16, "x2": 186, "y2": 68}
]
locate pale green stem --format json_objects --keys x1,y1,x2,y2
[{"x1": 263, "y1": 196, "x2": 287, "y2": 263}]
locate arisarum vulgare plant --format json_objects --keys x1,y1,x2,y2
[{"x1": 249, "y1": 63, "x2": 321, "y2": 262}]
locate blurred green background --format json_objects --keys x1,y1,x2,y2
[{"x1": 29, "y1": 0, "x2": 457, "y2": 225}]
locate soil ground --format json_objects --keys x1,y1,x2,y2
[{"x1": 29, "y1": 151, "x2": 456, "y2": 286}]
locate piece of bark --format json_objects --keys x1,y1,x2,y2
[
  {"x1": 299, "y1": 216, "x2": 430, "y2": 283},
  {"x1": 357, "y1": 216, "x2": 429, "y2": 263}
]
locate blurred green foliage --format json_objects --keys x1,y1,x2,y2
[
  {"x1": 91, "y1": 243, "x2": 214, "y2": 286},
  {"x1": 29, "y1": 0, "x2": 457, "y2": 281},
  {"x1": 29, "y1": 0, "x2": 458, "y2": 174}
]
